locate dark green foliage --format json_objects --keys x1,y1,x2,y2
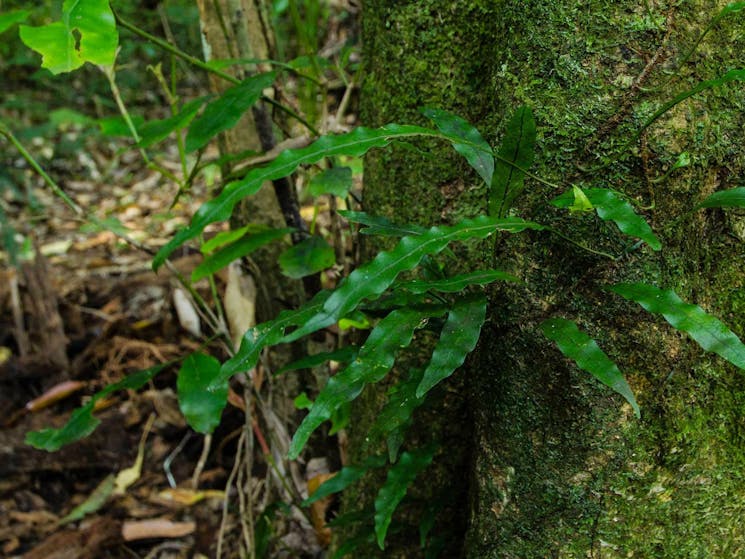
[
  {"x1": 177, "y1": 353, "x2": 227, "y2": 434},
  {"x1": 279, "y1": 235, "x2": 335, "y2": 278},
  {"x1": 490, "y1": 106, "x2": 536, "y2": 217}
]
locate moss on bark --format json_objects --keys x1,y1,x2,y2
[{"x1": 353, "y1": 1, "x2": 745, "y2": 557}]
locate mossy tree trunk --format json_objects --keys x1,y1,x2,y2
[{"x1": 356, "y1": 1, "x2": 745, "y2": 557}]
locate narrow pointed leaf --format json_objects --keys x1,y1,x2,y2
[
  {"x1": 423, "y1": 107, "x2": 494, "y2": 186},
  {"x1": 0, "y1": 9, "x2": 30, "y2": 35},
  {"x1": 26, "y1": 365, "x2": 166, "y2": 451},
  {"x1": 185, "y1": 72, "x2": 276, "y2": 152},
  {"x1": 192, "y1": 228, "x2": 293, "y2": 282},
  {"x1": 279, "y1": 236, "x2": 335, "y2": 279},
  {"x1": 308, "y1": 166, "x2": 353, "y2": 197},
  {"x1": 136, "y1": 97, "x2": 207, "y2": 148},
  {"x1": 397, "y1": 269, "x2": 518, "y2": 295},
  {"x1": 217, "y1": 290, "x2": 331, "y2": 383},
  {"x1": 541, "y1": 318, "x2": 639, "y2": 417},
  {"x1": 374, "y1": 445, "x2": 437, "y2": 550},
  {"x1": 697, "y1": 187, "x2": 745, "y2": 209},
  {"x1": 276, "y1": 346, "x2": 358, "y2": 375},
  {"x1": 610, "y1": 283, "x2": 745, "y2": 370},
  {"x1": 153, "y1": 124, "x2": 438, "y2": 269},
  {"x1": 200, "y1": 226, "x2": 253, "y2": 254},
  {"x1": 288, "y1": 307, "x2": 440, "y2": 459},
  {"x1": 303, "y1": 454, "x2": 387, "y2": 506},
  {"x1": 370, "y1": 369, "x2": 426, "y2": 460},
  {"x1": 177, "y1": 353, "x2": 228, "y2": 434},
  {"x1": 338, "y1": 210, "x2": 427, "y2": 237},
  {"x1": 283, "y1": 216, "x2": 543, "y2": 344},
  {"x1": 552, "y1": 188, "x2": 661, "y2": 250},
  {"x1": 19, "y1": 0, "x2": 118, "y2": 74},
  {"x1": 490, "y1": 106, "x2": 536, "y2": 217},
  {"x1": 417, "y1": 294, "x2": 488, "y2": 398}
]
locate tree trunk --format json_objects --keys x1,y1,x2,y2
[{"x1": 357, "y1": 1, "x2": 745, "y2": 557}]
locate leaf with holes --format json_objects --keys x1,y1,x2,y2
[
  {"x1": 552, "y1": 188, "x2": 661, "y2": 250},
  {"x1": 375, "y1": 445, "x2": 436, "y2": 549},
  {"x1": 19, "y1": 0, "x2": 118, "y2": 74},
  {"x1": 177, "y1": 353, "x2": 227, "y2": 434},
  {"x1": 397, "y1": 269, "x2": 518, "y2": 295},
  {"x1": 26, "y1": 364, "x2": 166, "y2": 451},
  {"x1": 541, "y1": 318, "x2": 639, "y2": 417},
  {"x1": 192, "y1": 227, "x2": 293, "y2": 282},
  {"x1": 288, "y1": 307, "x2": 442, "y2": 459},
  {"x1": 303, "y1": 454, "x2": 387, "y2": 506},
  {"x1": 697, "y1": 187, "x2": 745, "y2": 209},
  {"x1": 153, "y1": 124, "x2": 439, "y2": 269},
  {"x1": 417, "y1": 294, "x2": 488, "y2": 398},
  {"x1": 282, "y1": 216, "x2": 543, "y2": 345},
  {"x1": 423, "y1": 107, "x2": 494, "y2": 186},
  {"x1": 490, "y1": 106, "x2": 536, "y2": 217},
  {"x1": 610, "y1": 283, "x2": 745, "y2": 370},
  {"x1": 185, "y1": 72, "x2": 275, "y2": 152},
  {"x1": 308, "y1": 166, "x2": 353, "y2": 197},
  {"x1": 279, "y1": 236, "x2": 335, "y2": 279}
]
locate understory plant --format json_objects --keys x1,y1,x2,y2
[{"x1": 2, "y1": 1, "x2": 745, "y2": 556}]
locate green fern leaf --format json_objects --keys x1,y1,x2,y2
[
  {"x1": 338, "y1": 210, "x2": 427, "y2": 237},
  {"x1": 303, "y1": 454, "x2": 387, "y2": 506},
  {"x1": 397, "y1": 270, "x2": 518, "y2": 294},
  {"x1": 177, "y1": 353, "x2": 227, "y2": 434},
  {"x1": 422, "y1": 107, "x2": 494, "y2": 186},
  {"x1": 416, "y1": 294, "x2": 488, "y2": 398},
  {"x1": 288, "y1": 307, "x2": 442, "y2": 459},
  {"x1": 374, "y1": 445, "x2": 437, "y2": 549},
  {"x1": 610, "y1": 283, "x2": 745, "y2": 370},
  {"x1": 697, "y1": 187, "x2": 745, "y2": 209},
  {"x1": 552, "y1": 188, "x2": 661, "y2": 250},
  {"x1": 490, "y1": 106, "x2": 536, "y2": 217},
  {"x1": 541, "y1": 318, "x2": 640, "y2": 417},
  {"x1": 282, "y1": 216, "x2": 543, "y2": 344},
  {"x1": 153, "y1": 124, "x2": 439, "y2": 269}
]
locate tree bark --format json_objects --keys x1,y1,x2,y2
[{"x1": 357, "y1": 1, "x2": 745, "y2": 557}]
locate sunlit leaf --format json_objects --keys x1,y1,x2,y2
[
  {"x1": 279, "y1": 236, "x2": 335, "y2": 279},
  {"x1": 374, "y1": 445, "x2": 436, "y2": 549},
  {"x1": 422, "y1": 107, "x2": 494, "y2": 186},
  {"x1": 697, "y1": 187, "x2": 745, "y2": 209},
  {"x1": 397, "y1": 269, "x2": 518, "y2": 294},
  {"x1": 152, "y1": 124, "x2": 440, "y2": 269},
  {"x1": 303, "y1": 454, "x2": 387, "y2": 506},
  {"x1": 192, "y1": 228, "x2": 293, "y2": 282},
  {"x1": 610, "y1": 283, "x2": 745, "y2": 370},
  {"x1": 288, "y1": 307, "x2": 442, "y2": 459},
  {"x1": 137, "y1": 97, "x2": 206, "y2": 148},
  {"x1": 541, "y1": 318, "x2": 639, "y2": 417},
  {"x1": 552, "y1": 188, "x2": 661, "y2": 250},
  {"x1": 282, "y1": 216, "x2": 543, "y2": 345},
  {"x1": 177, "y1": 353, "x2": 227, "y2": 434},
  {"x1": 0, "y1": 9, "x2": 30, "y2": 35},
  {"x1": 417, "y1": 294, "x2": 488, "y2": 398},
  {"x1": 490, "y1": 106, "x2": 536, "y2": 217},
  {"x1": 25, "y1": 365, "x2": 166, "y2": 451},
  {"x1": 185, "y1": 72, "x2": 276, "y2": 152},
  {"x1": 308, "y1": 167, "x2": 353, "y2": 197},
  {"x1": 19, "y1": 0, "x2": 118, "y2": 74}
]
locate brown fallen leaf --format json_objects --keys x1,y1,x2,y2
[
  {"x1": 25, "y1": 380, "x2": 87, "y2": 412},
  {"x1": 121, "y1": 518, "x2": 196, "y2": 541}
]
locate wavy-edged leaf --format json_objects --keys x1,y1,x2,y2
[
  {"x1": 192, "y1": 227, "x2": 293, "y2": 282},
  {"x1": 153, "y1": 124, "x2": 438, "y2": 269},
  {"x1": 490, "y1": 106, "x2": 536, "y2": 217},
  {"x1": 610, "y1": 283, "x2": 745, "y2": 370},
  {"x1": 541, "y1": 318, "x2": 640, "y2": 417},
  {"x1": 25, "y1": 364, "x2": 166, "y2": 451},
  {"x1": 288, "y1": 307, "x2": 441, "y2": 459},
  {"x1": 185, "y1": 72, "x2": 275, "y2": 152},
  {"x1": 276, "y1": 346, "x2": 358, "y2": 375},
  {"x1": 697, "y1": 187, "x2": 745, "y2": 209},
  {"x1": 279, "y1": 236, "x2": 335, "y2": 279},
  {"x1": 417, "y1": 294, "x2": 488, "y2": 398},
  {"x1": 308, "y1": 166, "x2": 353, "y2": 197},
  {"x1": 136, "y1": 97, "x2": 206, "y2": 149},
  {"x1": 397, "y1": 269, "x2": 518, "y2": 295},
  {"x1": 282, "y1": 216, "x2": 543, "y2": 345},
  {"x1": 19, "y1": 0, "x2": 118, "y2": 74},
  {"x1": 552, "y1": 188, "x2": 661, "y2": 250},
  {"x1": 0, "y1": 9, "x2": 30, "y2": 35},
  {"x1": 374, "y1": 445, "x2": 436, "y2": 550},
  {"x1": 338, "y1": 210, "x2": 427, "y2": 237},
  {"x1": 303, "y1": 454, "x2": 387, "y2": 506},
  {"x1": 177, "y1": 353, "x2": 227, "y2": 434},
  {"x1": 422, "y1": 107, "x2": 494, "y2": 186}
]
